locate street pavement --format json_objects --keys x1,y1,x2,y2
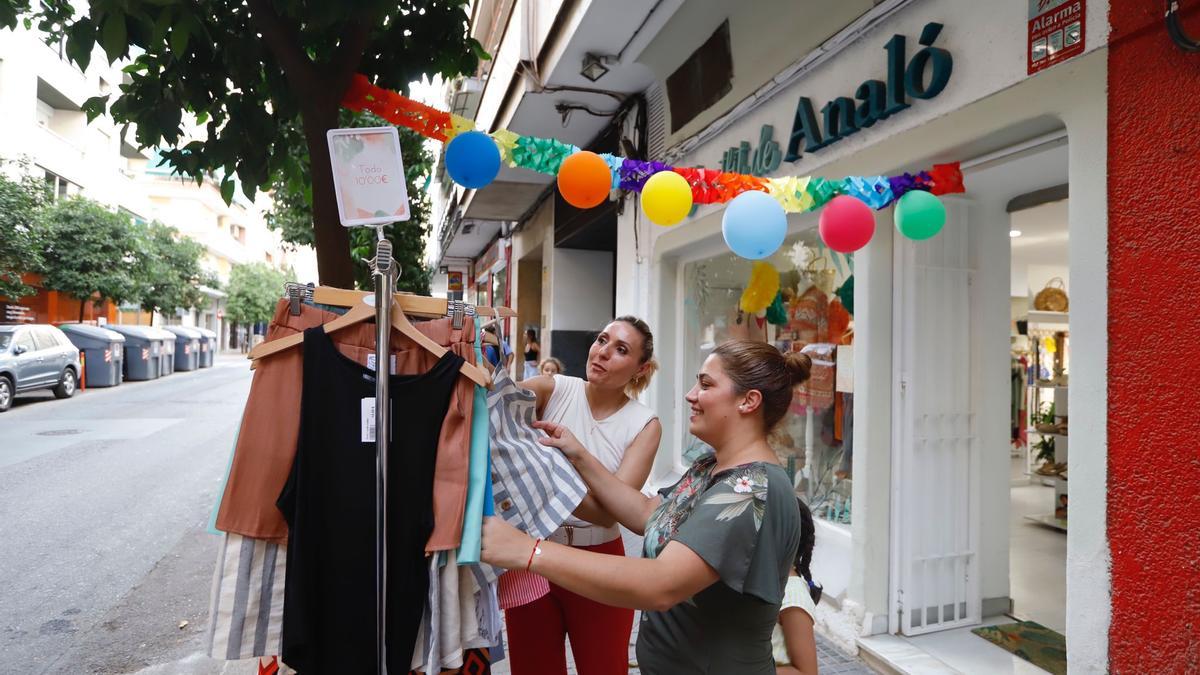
[
  {"x1": 0, "y1": 355, "x2": 251, "y2": 674},
  {"x1": 0, "y1": 353, "x2": 873, "y2": 675}
]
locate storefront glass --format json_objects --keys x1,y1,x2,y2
[{"x1": 681, "y1": 228, "x2": 855, "y2": 526}]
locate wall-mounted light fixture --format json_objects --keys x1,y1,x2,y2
[{"x1": 581, "y1": 53, "x2": 611, "y2": 82}]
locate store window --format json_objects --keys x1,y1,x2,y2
[{"x1": 680, "y1": 229, "x2": 855, "y2": 525}]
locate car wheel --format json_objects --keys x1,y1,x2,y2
[
  {"x1": 0, "y1": 376, "x2": 12, "y2": 412},
  {"x1": 53, "y1": 368, "x2": 77, "y2": 399}
]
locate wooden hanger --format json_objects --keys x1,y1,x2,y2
[
  {"x1": 247, "y1": 293, "x2": 492, "y2": 387},
  {"x1": 311, "y1": 286, "x2": 517, "y2": 319}
]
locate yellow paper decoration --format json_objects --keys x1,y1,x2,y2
[
  {"x1": 490, "y1": 129, "x2": 520, "y2": 166},
  {"x1": 445, "y1": 113, "x2": 476, "y2": 141},
  {"x1": 766, "y1": 176, "x2": 814, "y2": 213},
  {"x1": 740, "y1": 262, "x2": 781, "y2": 314}
]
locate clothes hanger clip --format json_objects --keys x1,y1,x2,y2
[
  {"x1": 284, "y1": 282, "x2": 304, "y2": 316},
  {"x1": 449, "y1": 300, "x2": 466, "y2": 330}
]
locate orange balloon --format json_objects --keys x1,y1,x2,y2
[{"x1": 557, "y1": 151, "x2": 612, "y2": 209}]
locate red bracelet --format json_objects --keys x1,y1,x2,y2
[{"x1": 525, "y1": 538, "x2": 543, "y2": 571}]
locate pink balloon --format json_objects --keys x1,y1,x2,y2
[{"x1": 819, "y1": 195, "x2": 876, "y2": 253}]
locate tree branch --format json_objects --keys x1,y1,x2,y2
[
  {"x1": 328, "y1": 13, "x2": 375, "y2": 96},
  {"x1": 246, "y1": 0, "x2": 318, "y2": 95}
]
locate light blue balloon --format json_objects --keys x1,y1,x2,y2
[
  {"x1": 722, "y1": 190, "x2": 788, "y2": 259},
  {"x1": 445, "y1": 131, "x2": 501, "y2": 189}
]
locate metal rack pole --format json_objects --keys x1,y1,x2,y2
[{"x1": 373, "y1": 232, "x2": 394, "y2": 675}]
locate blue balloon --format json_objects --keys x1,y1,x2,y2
[
  {"x1": 722, "y1": 190, "x2": 788, "y2": 259},
  {"x1": 445, "y1": 131, "x2": 501, "y2": 189}
]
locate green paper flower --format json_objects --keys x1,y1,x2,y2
[{"x1": 512, "y1": 137, "x2": 579, "y2": 175}]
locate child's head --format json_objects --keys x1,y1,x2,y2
[
  {"x1": 539, "y1": 357, "x2": 565, "y2": 376},
  {"x1": 795, "y1": 497, "x2": 823, "y2": 604}
]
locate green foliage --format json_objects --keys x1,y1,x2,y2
[
  {"x1": 0, "y1": 158, "x2": 49, "y2": 298},
  {"x1": 8, "y1": 0, "x2": 484, "y2": 285},
  {"x1": 136, "y1": 221, "x2": 208, "y2": 315},
  {"x1": 268, "y1": 110, "x2": 433, "y2": 294},
  {"x1": 36, "y1": 196, "x2": 143, "y2": 316},
  {"x1": 225, "y1": 262, "x2": 288, "y2": 326},
  {"x1": 1034, "y1": 436, "x2": 1056, "y2": 464}
]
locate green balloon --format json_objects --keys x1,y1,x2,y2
[{"x1": 894, "y1": 190, "x2": 946, "y2": 240}]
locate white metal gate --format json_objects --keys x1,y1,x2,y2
[{"x1": 891, "y1": 203, "x2": 981, "y2": 635}]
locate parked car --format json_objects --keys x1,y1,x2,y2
[{"x1": 0, "y1": 324, "x2": 82, "y2": 412}]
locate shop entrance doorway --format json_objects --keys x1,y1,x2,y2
[{"x1": 890, "y1": 133, "x2": 1072, "y2": 669}]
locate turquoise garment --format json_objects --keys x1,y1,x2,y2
[
  {"x1": 457, "y1": 317, "x2": 492, "y2": 564},
  {"x1": 482, "y1": 451, "x2": 495, "y2": 517},
  {"x1": 207, "y1": 414, "x2": 242, "y2": 536}
]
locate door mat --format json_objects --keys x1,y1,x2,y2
[{"x1": 971, "y1": 620, "x2": 1066, "y2": 674}]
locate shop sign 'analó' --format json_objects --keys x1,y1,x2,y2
[{"x1": 783, "y1": 22, "x2": 953, "y2": 163}]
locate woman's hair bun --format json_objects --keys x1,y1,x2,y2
[{"x1": 784, "y1": 351, "x2": 812, "y2": 386}]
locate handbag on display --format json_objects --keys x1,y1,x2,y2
[
  {"x1": 806, "y1": 257, "x2": 838, "y2": 295},
  {"x1": 1034, "y1": 277, "x2": 1069, "y2": 312}
]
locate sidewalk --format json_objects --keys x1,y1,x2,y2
[{"x1": 489, "y1": 614, "x2": 872, "y2": 675}]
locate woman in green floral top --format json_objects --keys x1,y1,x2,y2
[{"x1": 482, "y1": 340, "x2": 812, "y2": 674}]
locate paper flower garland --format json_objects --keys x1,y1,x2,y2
[
  {"x1": 842, "y1": 176, "x2": 894, "y2": 210},
  {"x1": 766, "y1": 292, "x2": 789, "y2": 325},
  {"x1": 512, "y1": 137, "x2": 578, "y2": 174},
  {"x1": 740, "y1": 262, "x2": 781, "y2": 314},
  {"x1": 806, "y1": 177, "x2": 840, "y2": 208},
  {"x1": 490, "y1": 129, "x2": 520, "y2": 166},
  {"x1": 340, "y1": 75, "x2": 969, "y2": 244},
  {"x1": 766, "y1": 176, "x2": 814, "y2": 213}
]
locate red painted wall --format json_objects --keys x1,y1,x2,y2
[{"x1": 1108, "y1": 3, "x2": 1200, "y2": 671}]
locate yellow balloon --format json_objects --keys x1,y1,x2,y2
[
  {"x1": 740, "y1": 262, "x2": 780, "y2": 314},
  {"x1": 640, "y1": 171, "x2": 693, "y2": 226}
]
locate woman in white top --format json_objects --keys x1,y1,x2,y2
[
  {"x1": 509, "y1": 316, "x2": 662, "y2": 675},
  {"x1": 774, "y1": 497, "x2": 822, "y2": 675}
]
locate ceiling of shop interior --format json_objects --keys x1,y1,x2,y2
[
  {"x1": 963, "y1": 140, "x2": 1070, "y2": 296},
  {"x1": 1010, "y1": 199, "x2": 1068, "y2": 270}
]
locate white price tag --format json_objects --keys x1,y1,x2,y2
[
  {"x1": 362, "y1": 397, "x2": 376, "y2": 443},
  {"x1": 365, "y1": 354, "x2": 397, "y2": 374}
]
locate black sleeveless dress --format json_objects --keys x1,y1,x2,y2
[{"x1": 277, "y1": 327, "x2": 463, "y2": 673}]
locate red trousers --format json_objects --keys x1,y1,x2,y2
[{"x1": 504, "y1": 537, "x2": 633, "y2": 675}]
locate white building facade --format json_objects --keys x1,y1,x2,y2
[
  {"x1": 438, "y1": 1, "x2": 1114, "y2": 672},
  {"x1": 0, "y1": 26, "x2": 317, "y2": 347}
]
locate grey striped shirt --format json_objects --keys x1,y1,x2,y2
[{"x1": 488, "y1": 366, "x2": 588, "y2": 540}]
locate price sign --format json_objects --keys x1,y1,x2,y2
[{"x1": 327, "y1": 126, "x2": 411, "y2": 227}]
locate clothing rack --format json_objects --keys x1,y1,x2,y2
[
  {"x1": 272, "y1": 244, "x2": 518, "y2": 673},
  {"x1": 371, "y1": 234, "x2": 393, "y2": 675}
]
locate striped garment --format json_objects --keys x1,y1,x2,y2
[
  {"x1": 487, "y1": 365, "x2": 587, "y2": 539},
  {"x1": 207, "y1": 533, "x2": 286, "y2": 660},
  {"x1": 497, "y1": 570, "x2": 551, "y2": 611},
  {"x1": 410, "y1": 551, "x2": 505, "y2": 672},
  {"x1": 486, "y1": 365, "x2": 588, "y2": 609}
]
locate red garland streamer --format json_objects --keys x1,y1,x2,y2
[
  {"x1": 929, "y1": 162, "x2": 964, "y2": 196},
  {"x1": 343, "y1": 74, "x2": 453, "y2": 142},
  {"x1": 340, "y1": 75, "x2": 967, "y2": 206}
]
